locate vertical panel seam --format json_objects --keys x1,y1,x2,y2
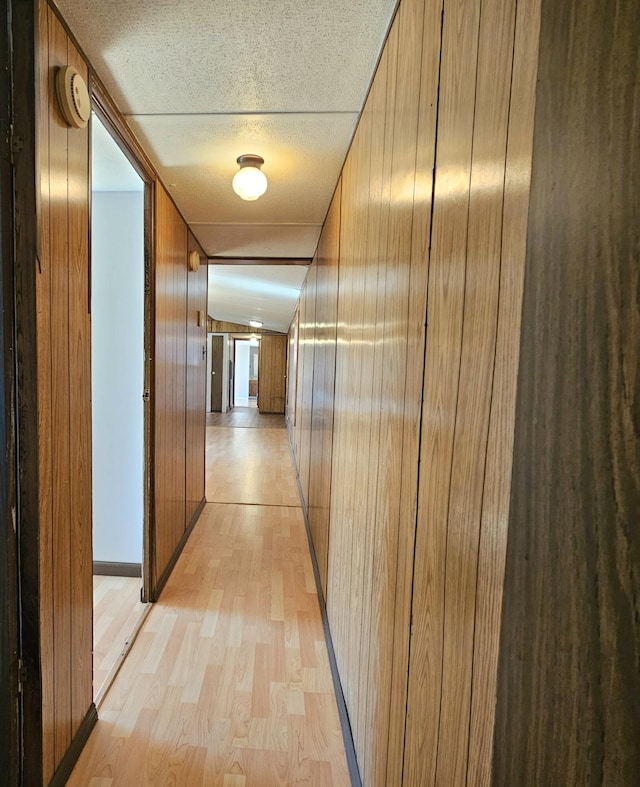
[
  {"x1": 464, "y1": 2, "x2": 519, "y2": 783},
  {"x1": 400, "y1": 0, "x2": 446, "y2": 781},
  {"x1": 433, "y1": 0, "x2": 485, "y2": 780}
]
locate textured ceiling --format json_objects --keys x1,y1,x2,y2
[{"x1": 57, "y1": 0, "x2": 397, "y2": 327}]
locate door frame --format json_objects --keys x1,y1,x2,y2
[
  {"x1": 91, "y1": 81, "x2": 156, "y2": 601},
  {"x1": 1, "y1": 0, "x2": 20, "y2": 781}
]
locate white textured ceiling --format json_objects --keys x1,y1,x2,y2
[
  {"x1": 208, "y1": 265, "x2": 309, "y2": 334},
  {"x1": 57, "y1": 0, "x2": 397, "y2": 327}
]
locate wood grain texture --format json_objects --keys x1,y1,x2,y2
[
  {"x1": 284, "y1": 0, "x2": 540, "y2": 782},
  {"x1": 92, "y1": 576, "x2": 145, "y2": 700},
  {"x1": 306, "y1": 182, "x2": 341, "y2": 596},
  {"x1": 34, "y1": 4, "x2": 94, "y2": 777},
  {"x1": 295, "y1": 263, "x2": 316, "y2": 505},
  {"x1": 36, "y1": 2, "x2": 55, "y2": 779},
  {"x1": 68, "y1": 499, "x2": 349, "y2": 786},
  {"x1": 208, "y1": 318, "x2": 285, "y2": 335},
  {"x1": 206, "y1": 426, "x2": 300, "y2": 507},
  {"x1": 49, "y1": 12, "x2": 73, "y2": 767},
  {"x1": 466, "y1": 0, "x2": 542, "y2": 782},
  {"x1": 153, "y1": 184, "x2": 188, "y2": 589},
  {"x1": 385, "y1": 0, "x2": 442, "y2": 781},
  {"x1": 207, "y1": 407, "x2": 284, "y2": 430},
  {"x1": 404, "y1": 0, "x2": 482, "y2": 777},
  {"x1": 67, "y1": 35, "x2": 93, "y2": 743},
  {"x1": 433, "y1": 0, "x2": 516, "y2": 781},
  {"x1": 493, "y1": 0, "x2": 640, "y2": 783},
  {"x1": 286, "y1": 308, "x2": 299, "y2": 429},
  {"x1": 258, "y1": 334, "x2": 287, "y2": 414},
  {"x1": 185, "y1": 232, "x2": 207, "y2": 526}
]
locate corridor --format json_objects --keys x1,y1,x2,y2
[{"x1": 67, "y1": 418, "x2": 349, "y2": 785}]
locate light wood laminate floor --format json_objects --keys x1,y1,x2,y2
[
  {"x1": 69, "y1": 427, "x2": 348, "y2": 785},
  {"x1": 93, "y1": 576, "x2": 146, "y2": 701},
  {"x1": 206, "y1": 426, "x2": 300, "y2": 507},
  {"x1": 206, "y1": 407, "x2": 285, "y2": 429}
]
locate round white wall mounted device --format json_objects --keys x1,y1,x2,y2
[{"x1": 55, "y1": 66, "x2": 90, "y2": 129}]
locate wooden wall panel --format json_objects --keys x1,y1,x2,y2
[
  {"x1": 286, "y1": 308, "x2": 299, "y2": 428},
  {"x1": 404, "y1": 0, "x2": 540, "y2": 781},
  {"x1": 36, "y1": 2, "x2": 55, "y2": 779},
  {"x1": 306, "y1": 182, "x2": 341, "y2": 595},
  {"x1": 153, "y1": 184, "x2": 188, "y2": 587},
  {"x1": 287, "y1": 0, "x2": 541, "y2": 783},
  {"x1": 257, "y1": 335, "x2": 287, "y2": 414},
  {"x1": 67, "y1": 29, "x2": 92, "y2": 742},
  {"x1": 185, "y1": 233, "x2": 207, "y2": 525},
  {"x1": 26, "y1": 3, "x2": 209, "y2": 781},
  {"x1": 466, "y1": 0, "x2": 541, "y2": 781},
  {"x1": 493, "y1": 0, "x2": 640, "y2": 783},
  {"x1": 295, "y1": 263, "x2": 316, "y2": 504},
  {"x1": 35, "y1": 3, "x2": 93, "y2": 779}
]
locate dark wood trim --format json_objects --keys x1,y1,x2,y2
[
  {"x1": 11, "y1": 1, "x2": 43, "y2": 784},
  {"x1": 286, "y1": 430, "x2": 361, "y2": 787},
  {"x1": 142, "y1": 179, "x2": 155, "y2": 603},
  {"x1": 149, "y1": 496, "x2": 206, "y2": 602},
  {"x1": 48, "y1": 703, "x2": 97, "y2": 787},
  {"x1": 1, "y1": 0, "x2": 20, "y2": 783},
  {"x1": 92, "y1": 562, "x2": 142, "y2": 578},
  {"x1": 90, "y1": 77, "x2": 155, "y2": 183},
  {"x1": 208, "y1": 257, "x2": 312, "y2": 265}
]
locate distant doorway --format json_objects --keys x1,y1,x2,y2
[
  {"x1": 233, "y1": 337, "x2": 260, "y2": 408},
  {"x1": 234, "y1": 338, "x2": 251, "y2": 407}
]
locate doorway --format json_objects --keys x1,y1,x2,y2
[
  {"x1": 90, "y1": 113, "x2": 148, "y2": 701},
  {"x1": 234, "y1": 337, "x2": 259, "y2": 408}
]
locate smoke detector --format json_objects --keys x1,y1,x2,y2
[{"x1": 55, "y1": 66, "x2": 90, "y2": 129}]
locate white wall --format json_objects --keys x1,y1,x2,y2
[
  {"x1": 234, "y1": 340, "x2": 250, "y2": 405},
  {"x1": 92, "y1": 190, "x2": 144, "y2": 565}
]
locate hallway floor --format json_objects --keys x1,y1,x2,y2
[{"x1": 68, "y1": 423, "x2": 349, "y2": 786}]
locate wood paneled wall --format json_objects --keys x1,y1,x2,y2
[
  {"x1": 185, "y1": 233, "x2": 207, "y2": 526},
  {"x1": 257, "y1": 334, "x2": 287, "y2": 414},
  {"x1": 306, "y1": 185, "x2": 341, "y2": 595},
  {"x1": 294, "y1": 263, "x2": 316, "y2": 502},
  {"x1": 290, "y1": 0, "x2": 442, "y2": 778},
  {"x1": 288, "y1": 0, "x2": 541, "y2": 783},
  {"x1": 493, "y1": 0, "x2": 640, "y2": 782},
  {"x1": 153, "y1": 184, "x2": 188, "y2": 587},
  {"x1": 25, "y1": 5, "x2": 209, "y2": 781},
  {"x1": 35, "y1": 5, "x2": 93, "y2": 781},
  {"x1": 404, "y1": 0, "x2": 541, "y2": 783}
]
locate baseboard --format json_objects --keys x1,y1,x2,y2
[
  {"x1": 150, "y1": 497, "x2": 206, "y2": 602},
  {"x1": 286, "y1": 432, "x2": 362, "y2": 787},
  {"x1": 48, "y1": 703, "x2": 98, "y2": 787},
  {"x1": 93, "y1": 561, "x2": 142, "y2": 577}
]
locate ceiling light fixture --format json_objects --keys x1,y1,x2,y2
[
  {"x1": 232, "y1": 154, "x2": 268, "y2": 201},
  {"x1": 249, "y1": 319, "x2": 263, "y2": 328}
]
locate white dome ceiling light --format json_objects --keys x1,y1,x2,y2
[{"x1": 232, "y1": 154, "x2": 268, "y2": 201}]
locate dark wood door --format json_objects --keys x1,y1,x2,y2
[
  {"x1": 210, "y1": 335, "x2": 223, "y2": 411},
  {"x1": 258, "y1": 335, "x2": 287, "y2": 413}
]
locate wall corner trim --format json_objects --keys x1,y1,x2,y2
[
  {"x1": 47, "y1": 703, "x2": 98, "y2": 787},
  {"x1": 151, "y1": 497, "x2": 206, "y2": 602}
]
